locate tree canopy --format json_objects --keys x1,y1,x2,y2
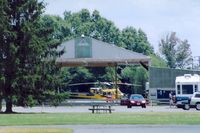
[{"x1": 159, "y1": 32, "x2": 192, "y2": 69}]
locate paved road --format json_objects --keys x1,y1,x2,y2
[
  {"x1": 71, "y1": 125, "x2": 200, "y2": 133},
  {"x1": 2, "y1": 125, "x2": 200, "y2": 133},
  {"x1": 1, "y1": 105, "x2": 198, "y2": 113},
  {"x1": 1, "y1": 98, "x2": 199, "y2": 113}
]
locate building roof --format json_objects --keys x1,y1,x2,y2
[
  {"x1": 56, "y1": 36, "x2": 150, "y2": 67},
  {"x1": 176, "y1": 74, "x2": 200, "y2": 83}
]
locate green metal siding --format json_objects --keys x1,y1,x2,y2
[{"x1": 149, "y1": 67, "x2": 200, "y2": 88}]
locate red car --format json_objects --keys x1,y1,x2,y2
[{"x1": 121, "y1": 94, "x2": 146, "y2": 108}]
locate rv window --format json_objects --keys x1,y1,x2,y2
[
  {"x1": 177, "y1": 85, "x2": 180, "y2": 94},
  {"x1": 182, "y1": 85, "x2": 193, "y2": 94},
  {"x1": 195, "y1": 85, "x2": 198, "y2": 92}
]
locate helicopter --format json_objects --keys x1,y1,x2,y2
[{"x1": 64, "y1": 82, "x2": 141, "y2": 100}]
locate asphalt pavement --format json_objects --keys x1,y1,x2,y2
[
  {"x1": 2, "y1": 125, "x2": 200, "y2": 133},
  {"x1": 1, "y1": 105, "x2": 199, "y2": 113},
  {"x1": 64, "y1": 125, "x2": 200, "y2": 133}
]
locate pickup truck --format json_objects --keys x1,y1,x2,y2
[{"x1": 180, "y1": 92, "x2": 200, "y2": 110}]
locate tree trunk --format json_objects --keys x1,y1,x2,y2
[{"x1": 5, "y1": 98, "x2": 13, "y2": 113}]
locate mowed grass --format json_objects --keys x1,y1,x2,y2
[
  {"x1": 1, "y1": 112, "x2": 200, "y2": 125},
  {"x1": 0, "y1": 128, "x2": 72, "y2": 133}
]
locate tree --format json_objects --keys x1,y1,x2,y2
[
  {"x1": 62, "y1": 67, "x2": 94, "y2": 85},
  {"x1": 176, "y1": 40, "x2": 192, "y2": 68},
  {"x1": 120, "y1": 27, "x2": 154, "y2": 55},
  {"x1": 0, "y1": 0, "x2": 7, "y2": 112},
  {"x1": 150, "y1": 54, "x2": 167, "y2": 68},
  {"x1": 41, "y1": 15, "x2": 71, "y2": 41},
  {"x1": 121, "y1": 66, "x2": 148, "y2": 94},
  {"x1": 159, "y1": 32, "x2": 192, "y2": 69},
  {"x1": 121, "y1": 67, "x2": 136, "y2": 94},
  {"x1": 0, "y1": 0, "x2": 66, "y2": 113},
  {"x1": 63, "y1": 9, "x2": 121, "y2": 45},
  {"x1": 159, "y1": 32, "x2": 177, "y2": 68},
  {"x1": 133, "y1": 67, "x2": 148, "y2": 94}
]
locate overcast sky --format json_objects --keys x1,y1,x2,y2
[{"x1": 44, "y1": 0, "x2": 200, "y2": 56}]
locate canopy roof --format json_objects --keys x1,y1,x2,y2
[{"x1": 57, "y1": 36, "x2": 150, "y2": 67}]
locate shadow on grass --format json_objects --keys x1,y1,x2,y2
[{"x1": 0, "y1": 111, "x2": 50, "y2": 114}]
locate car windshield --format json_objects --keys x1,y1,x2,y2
[{"x1": 130, "y1": 95, "x2": 144, "y2": 100}]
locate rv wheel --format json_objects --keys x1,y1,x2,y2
[{"x1": 183, "y1": 104, "x2": 190, "y2": 110}]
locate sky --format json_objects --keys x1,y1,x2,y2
[{"x1": 44, "y1": 0, "x2": 200, "y2": 56}]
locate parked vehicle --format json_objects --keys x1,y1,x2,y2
[
  {"x1": 120, "y1": 94, "x2": 146, "y2": 108},
  {"x1": 180, "y1": 92, "x2": 200, "y2": 110},
  {"x1": 175, "y1": 74, "x2": 200, "y2": 108}
]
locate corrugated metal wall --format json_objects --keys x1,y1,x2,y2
[{"x1": 149, "y1": 67, "x2": 200, "y2": 88}]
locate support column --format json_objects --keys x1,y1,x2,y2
[{"x1": 114, "y1": 64, "x2": 118, "y2": 99}]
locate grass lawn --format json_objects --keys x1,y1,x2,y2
[
  {"x1": 1, "y1": 112, "x2": 200, "y2": 126},
  {"x1": 0, "y1": 128, "x2": 72, "y2": 133}
]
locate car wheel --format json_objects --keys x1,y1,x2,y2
[
  {"x1": 183, "y1": 104, "x2": 190, "y2": 110},
  {"x1": 141, "y1": 105, "x2": 146, "y2": 108},
  {"x1": 196, "y1": 103, "x2": 200, "y2": 110},
  {"x1": 127, "y1": 105, "x2": 132, "y2": 108}
]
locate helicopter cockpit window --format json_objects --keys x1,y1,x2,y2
[
  {"x1": 103, "y1": 92, "x2": 107, "y2": 96},
  {"x1": 107, "y1": 92, "x2": 112, "y2": 95}
]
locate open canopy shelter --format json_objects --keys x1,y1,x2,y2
[
  {"x1": 56, "y1": 36, "x2": 151, "y2": 99},
  {"x1": 56, "y1": 36, "x2": 150, "y2": 68}
]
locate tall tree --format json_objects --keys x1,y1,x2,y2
[
  {"x1": 176, "y1": 40, "x2": 192, "y2": 68},
  {"x1": 159, "y1": 32, "x2": 192, "y2": 69},
  {"x1": 41, "y1": 15, "x2": 71, "y2": 41},
  {"x1": 63, "y1": 9, "x2": 121, "y2": 45},
  {"x1": 0, "y1": 0, "x2": 7, "y2": 112},
  {"x1": 0, "y1": 0, "x2": 66, "y2": 113},
  {"x1": 120, "y1": 27, "x2": 154, "y2": 55},
  {"x1": 159, "y1": 32, "x2": 177, "y2": 68}
]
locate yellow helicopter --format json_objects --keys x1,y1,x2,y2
[{"x1": 66, "y1": 82, "x2": 125, "y2": 100}]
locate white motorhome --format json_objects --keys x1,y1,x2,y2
[{"x1": 175, "y1": 74, "x2": 200, "y2": 97}]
